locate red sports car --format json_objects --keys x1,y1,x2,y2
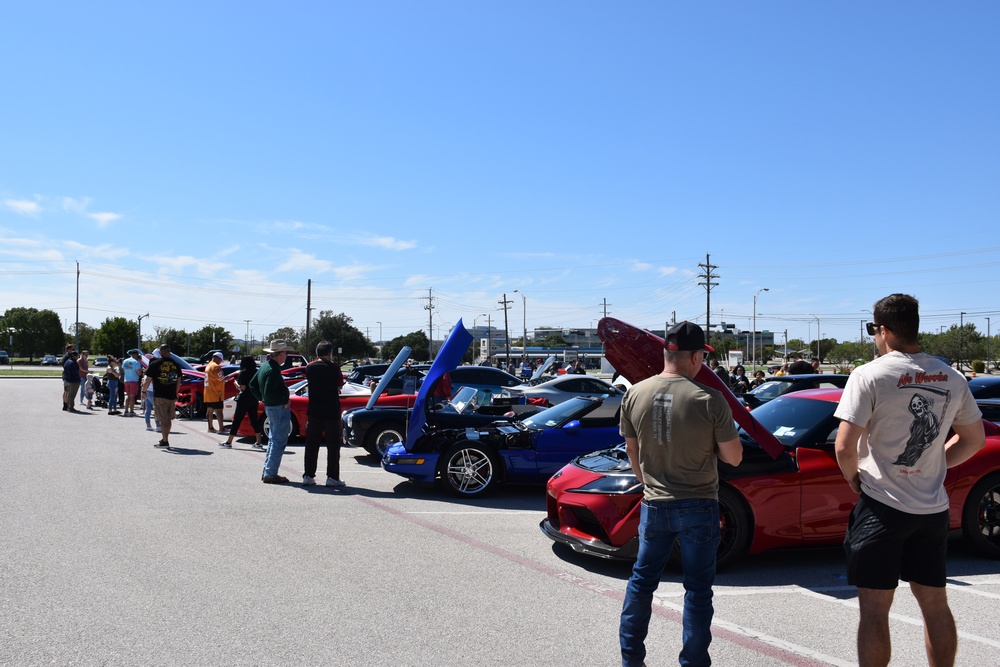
[
  {"x1": 541, "y1": 388, "x2": 1000, "y2": 569},
  {"x1": 540, "y1": 318, "x2": 1000, "y2": 569},
  {"x1": 235, "y1": 380, "x2": 416, "y2": 440}
]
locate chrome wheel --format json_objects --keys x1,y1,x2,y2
[
  {"x1": 964, "y1": 473, "x2": 1000, "y2": 558},
  {"x1": 441, "y1": 442, "x2": 500, "y2": 497}
]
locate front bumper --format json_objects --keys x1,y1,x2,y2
[
  {"x1": 539, "y1": 518, "x2": 638, "y2": 560},
  {"x1": 382, "y1": 443, "x2": 440, "y2": 484}
]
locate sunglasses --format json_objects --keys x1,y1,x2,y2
[{"x1": 866, "y1": 322, "x2": 884, "y2": 336}]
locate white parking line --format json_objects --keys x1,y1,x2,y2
[
  {"x1": 655, "y1": 598, "x2": 856, "y2": 667},
  {"x1": 406, "y1": 510, "x2": 544, "y2": 515}
]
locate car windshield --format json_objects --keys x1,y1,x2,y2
[
  {"x1": 746, "y1": 380, "x2": 790, "y2": 401},
  {"x1": 447, "y1": 386, "x2": 480, "y2": 414},
  {"x1": 739, "y1": 395, "x2": 838, "y2": 448},
  {"x1": 521, "y1": 397, "x2": 593, "y2": 429}
]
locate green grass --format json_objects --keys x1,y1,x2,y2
[{"x1": 0, "y1": 369, "x2": 62, "y2": 377}]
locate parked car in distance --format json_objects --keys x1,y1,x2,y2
[
  {"x1": 41, "y1": 354, "x2": 59, "y2": 366},
  {"x1": 0, "y1": 350, "x2": 9, "y2": 365},
  {"x1": 741, "y1": 374, "x2": 849, "y2": 409},
  {"x1": 92, "y1": 356, "x2": 109, "y2": 367},
  {"x1": 517, "y1": 374, "x2": 622, "y2": 406}
]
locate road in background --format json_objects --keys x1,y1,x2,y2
[{"x1": 2, "y1": 378, "x2": 998, "y2": 666}]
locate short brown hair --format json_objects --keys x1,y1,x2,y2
[{"x1": 873, "y1": 293, "x2": 920, "y2": 345}]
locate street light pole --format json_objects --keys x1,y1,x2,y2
[
  {"x1": 752, "y1": 288, "x2": 768, "y2": 370},
  {"x1": 244, "y1": 320, "x2": 251, "y2": 354},
  {"x1": 514, "y1": 290, "x2": 527, "y2": 363},
  {"x1": 987, "y1": 317, "x2": 991, "y2": 374},
  {"x1": 137, "y1": 313, "x2": 149, "y2": 352}
]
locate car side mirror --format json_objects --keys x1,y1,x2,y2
[{"x1": 563, "y1": 420, "x2": 582, "y2": 429}]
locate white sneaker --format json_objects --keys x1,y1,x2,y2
[
  {"x1": 219, "y1": 441, "x2": 232, "y2": 449},
  {"x1": 302, "y1": 475, "x2": 316, "y2": 486},
  {"x1": 146, "y1": 425, "x2": 154, "y2": 431},
  {"x1": 325, "y1": 477, "x2": 346, "y2": 488}
]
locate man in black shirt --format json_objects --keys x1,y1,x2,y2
[
  {"x1": 142, "y1": 344, "x2": 183, "y2": 448},
  {"x1": 787, "y1": 354, "x2": 813, "y2": 375},
  {"x1": 303, "y1": 340, "x2": 345, "y2": 487}
]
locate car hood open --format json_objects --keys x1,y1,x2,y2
[
  {"x1": 599, "y1": 316, "x2": 784, "y2": 459},
  {"x1": 404, "y1": 320, "x2": 473, "y2": 450}
]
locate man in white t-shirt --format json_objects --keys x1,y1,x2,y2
[{"x1": 834, "y1": 293, "x2": 984, "y2": 667}]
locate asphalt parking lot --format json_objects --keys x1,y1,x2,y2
[{"x1": 3, "y1": 378, "x2": 999, "y2": 666}]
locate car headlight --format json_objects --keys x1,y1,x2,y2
[
  {"x1": 390, "y1": 457, "x2": 426, "y2": 465},
  {"x1": 345, "y1": 413, "x2": 353, "y2": 428},
  {"x1": 571, "y1": 475, "x2": 642, "y2": 494}
]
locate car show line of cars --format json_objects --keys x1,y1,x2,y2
[{"x1": 79, "y1": 318, "x2": 999, "y2": 572}]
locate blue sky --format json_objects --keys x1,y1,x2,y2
[{"x1": 2, "y1": 2, "x2": 998, "y2": 349}]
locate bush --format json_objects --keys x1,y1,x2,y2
[{"x1": 972, "y1": 360, "x2": 985, "y2": 374}]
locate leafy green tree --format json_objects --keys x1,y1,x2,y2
[
  {"x1": 152, "y1": 326, "x2": 190, "y2": 355},
  {"x1": 826, "y1": 341, "x2": 870, "y2": 364},
  {"x1": 2, "y1": 307, "x2": 64, "y2": 360},
  {"x1": 535, "y1": 334, "x2": 567, "y2": 347},
  {"x1": 382, "y1": 330, "x2": 430, "y2": 361},
  {"x1": 260, "y1": 326, "x2": 302, "y2": 352},
  {"x1": 922, "y1": 324, "x2": 981, "y2": 367},
  {"x1": 188, "y1": 325, "x2": 234, "y2": 357},
  {"x1": 93, "y1": 316, "x2": 138, "y2": 358},
  {"x1": 71, "y1": 322, "x2": 96, "y2": 352},
  {"x1": 309, "y1": 312, "x2": 374, "y2": 359}
]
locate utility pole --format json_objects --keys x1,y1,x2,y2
[
  {"x1": 960, "y1": 311, "x2": 966, "y2": 373},
  {"x1": 499, "y1": 293, "x2": 513, "y2": 365},
  {"x1": 245, "y1": 320, "x2": 251, "y2": 354},
  {"x1": 422, "y1": 288, "x2": 436, "y2": 359},
  {"x1": 75, "y1": 261, "x2": 80, "y2": 351},
  {"x1": 697, "y1": 254, "x2": 718, "y2": 338},
  {"x1": 305, "y1": 279, "x2": 312, "y2": 354}
]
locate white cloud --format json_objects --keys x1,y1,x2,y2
[
  {"x1": 4, "y1": 199, "x2": 41, "y2": 216},
  {"x1": 657, "y1": 266, "x2": 679, "y2": 276},
  {"x1": 62, "y1": 197, "x2": 91, "y2": 214},
  {"x1": 276, "y1": 249, "x2": 332, "y2": 274},
  {"x1": 88, "y1": 212, "x2": 121, "y2": 228},
  {"x1": 354, "y1": 234, "x2": 417, "y2": 251}
]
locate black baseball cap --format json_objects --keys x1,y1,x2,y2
[{"x1": 665, "y1": 321, "x2": 714, "y2": 352}]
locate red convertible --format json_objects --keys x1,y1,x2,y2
[{"x1": 234, "y1": 381, "x2": 415, "y2": 440}]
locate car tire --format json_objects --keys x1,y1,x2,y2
[
  {"x1": 717, "y1": 484, "x2": 754, "y2": 570},
  {"x1": 440, "y1": 441, "x2": 502, "y2": 498},
  {"x1": 364, "y1": 421, "x2": 406, "y2": 458},
  {"x1": 668, "y1": 484, "x2": 753, "y2": 571},
  {"x1": 962, "y1": 472, "x2": 1000, "y2": 558}
]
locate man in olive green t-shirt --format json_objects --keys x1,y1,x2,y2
[{"x1": 619, "y1": 321, "x2": 742, "y2": 667}]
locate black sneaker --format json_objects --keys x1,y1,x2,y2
[{"x1": 154, "y1": 441, "x2": 170, "y2": 448}]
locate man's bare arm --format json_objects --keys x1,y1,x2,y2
[
  {"x1": 945, "y1": 420, "x2": 986, "y2": 468},
  {"x1": 624, "y1": 436, "x2": 643, "y2": 485},
  {"x1": 835, "y1": 420, "x2": 866, "y2": 494},
  {"x1": 717, "y1": 437, "x2": 742, "y2": 467}
]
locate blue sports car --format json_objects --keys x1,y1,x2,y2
[{"x1": 382, "y1": 393, "x2": 624, "y2": 497}]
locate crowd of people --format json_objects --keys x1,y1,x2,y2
[{"x1": 60, "y1": 338, "x2": 346, "y2": 488}]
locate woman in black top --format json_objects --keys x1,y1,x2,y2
[{"x1": 220, "y1": 356, "x2": 263, "y2": 449}]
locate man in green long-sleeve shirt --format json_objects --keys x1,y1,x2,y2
[{"x1": 250, "y1": 340, "x2": 292, "y2": 484}]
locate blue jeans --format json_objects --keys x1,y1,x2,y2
[
  {"x1": 107, "y1": 380, "x2": 119, "y2": 411},
  {"x1": 620, "y1": 498, "x2": 721, "y2": 667},
  {"x1": 262, "y1": 405, "x2": 291, "y2": 478},
  {"x1": 144, "y1": 389, "x2": 159, "y2": 427}
]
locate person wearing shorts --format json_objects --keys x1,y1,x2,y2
[
  {"x1": 122, "y1": 349, "x2": 144, "y2": 417},
  {"x1": 835, "y1": 294, "x2": 984, "y2": 667},
  {"x1": 142, "y1": 344, "x2": 183, "y2": 448}
]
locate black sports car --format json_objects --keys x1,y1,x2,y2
[{"x1": 742, "y1": 374, "x2": 849, "y2": 409}]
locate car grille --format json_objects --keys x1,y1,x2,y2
[{"x1": 570, "y1": 506, "x2": 611, "y2": 542}]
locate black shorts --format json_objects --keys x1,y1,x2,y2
[
  {"x1": 844, "y1": 492, "x2": 949, "y2": 589},
  {"x1": 204, "y1": 400, "x2": 223, "y2": 409}
]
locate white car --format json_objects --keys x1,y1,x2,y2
[{"x1": 517, "y1": 374, "x2": 622, "y2": 406}]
